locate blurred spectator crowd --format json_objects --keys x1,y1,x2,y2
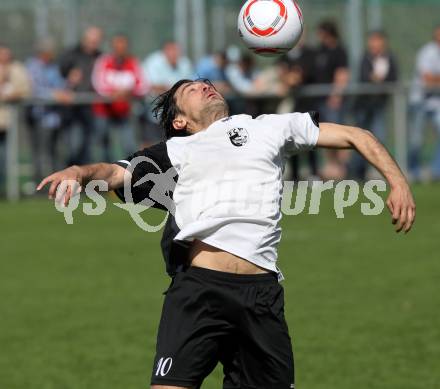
[{"x1": 0, "y1": 22, "x2": 439, "y2": 196}]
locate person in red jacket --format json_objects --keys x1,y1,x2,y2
[{"x1": 92, "y1": 33, "x2": 148, "y2": 161}]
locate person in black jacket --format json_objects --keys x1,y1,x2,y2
[
  {"x1": 281, "y1": 34, "x2": 320, "y2": 180},
  {"x1": 350, "y1": 30, "x2": 399, "y2": 180},
  {"x1": 58, "y1": 26, "x2": 103, "y2": 165},
  {"x1": 314, "y1": 20, "x2": 350, "y2": 180}
]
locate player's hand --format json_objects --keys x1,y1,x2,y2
[
  {"x1": 386, "y1": 183, "x2": 416, "y2": 233},
  {"x1": 36, "y1": 166, "x2": 83, "y2": 206}
]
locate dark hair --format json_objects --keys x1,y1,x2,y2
[
  {"x1": 318, "y1": 20, "x2": 340, "y2": 40},
  {"x1": 152, "y1": 79, "x2": 193, "y2": 139}
]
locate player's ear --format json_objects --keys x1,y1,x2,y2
[{"x1": 172, "y1": 116, "x2": 187, "y2": 131}]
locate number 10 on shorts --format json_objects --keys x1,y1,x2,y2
[{"x1": 155, "y1": 357, "x2": 173, "y2": 376}]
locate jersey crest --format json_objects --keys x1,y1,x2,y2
[{"x1": 227, "y1": 128, "x2": 249, "y2": 147}]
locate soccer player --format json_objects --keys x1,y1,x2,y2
[{"x1": 38, "y1": 79, "x2": 415, "y2": 389}]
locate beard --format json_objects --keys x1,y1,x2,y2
[
  {"x1": 183, "y1": 97, "x2": 230, "y2": 134},
  {"x1": 198, "y1": 98, "x2": 229, "y2": 125}
]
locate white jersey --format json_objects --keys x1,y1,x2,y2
[
  {"x1": 410, "y1": 42, "x2": 440, "y2": 110},
  {"x1": 166, "y1": 113, "x2": 320, "y2": 273}
]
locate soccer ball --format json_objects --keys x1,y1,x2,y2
[{"x1": 238, "y1": 0, "x2": 304, "y2": 56}]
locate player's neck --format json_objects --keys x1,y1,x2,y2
[{"x1": 192, "y1": 108, "x2": 229, "y2": 133}]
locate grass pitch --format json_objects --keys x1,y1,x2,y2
[{"x1": 1, "y1": 184, "x2": 439, "y2": 389}]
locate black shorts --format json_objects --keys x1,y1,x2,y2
[{"x1": 151, "y1": 266, "x2": 294, "y2": 389}]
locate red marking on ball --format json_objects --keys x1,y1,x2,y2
[{"x1": 243, "y1": 0, "x2": 288, "y2": 38}]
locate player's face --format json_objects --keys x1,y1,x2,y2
[{"x1": 173, "y1": 81, "x2": 227, "y2": 131}]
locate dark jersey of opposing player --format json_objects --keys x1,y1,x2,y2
[{"x1": 113, "y1": 142, "x2": 189, "y2": 277}]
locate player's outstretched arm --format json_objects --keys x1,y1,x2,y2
[
  {"x1": 37, "y1": 163, "x2": 126, "y2": 206},
  {"x1": 317, "y1": 122, "x2": 416, "y2": 233}
]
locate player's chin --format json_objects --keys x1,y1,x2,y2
[{"x1": 207, "y1": 96, "x2": 227, "y2": 109}]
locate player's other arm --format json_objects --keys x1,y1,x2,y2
[
  {"x1": 37, "y1": 163, "x2": 126, "y2": 205},
  {"x1": 317, "y1": 122, "x2": 416, "y2": 233}
]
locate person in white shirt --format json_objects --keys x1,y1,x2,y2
[
  {"x1": 143, "y1": 42, "x2": 193, "y2": 95},
  {"x1": 38, "y1": 79, "x2": 415, "y2": 389},
  {"x1": 409, "y1": 26, "x2": 440, "y2": 180},
  {"x1": 141, "y1": 42, "x2": 193, "y2": 144}
]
